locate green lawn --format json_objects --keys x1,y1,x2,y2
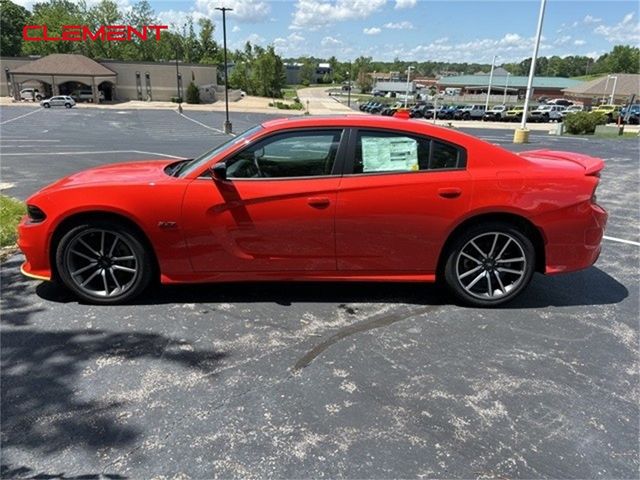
[{"x1": 0, "y1": 195, "x2": 25, "y2": 248}]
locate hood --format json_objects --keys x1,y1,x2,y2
[{"x1": 36, "y1": 159, "x2": 176, "y2": 194}]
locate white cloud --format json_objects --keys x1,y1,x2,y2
[
  {"x1": 395, "y1": 0, "x2": 416, "y2": 9},
  {"x1": 583, "y1": 15, "x2": 602, "y2": 24},
  {"x1": 574, "y1": 39, "x2": 586, "y2": 46},
  {"x1": 273, "y1": 32, "x2": 306, "y2": 55},
  {"x1": 321, "y1": 36, "x2": 343, "y2": 47},
  {"x1": 433, "y1": 37, "x2": 449, "y2": 44},
  {"x1": 384, "y1": 21, "x2": 414, "y2": 30},
  {"x1": 157, "y1": 9, "x2": 207, "y2": 29},
  {"x1": 195, "y1": 0, "x2": 271, "y2": 23},
  {"x1": 554, "y1": 35, "x2": 572, "y2": 45},
  {"x1": 232, "y1": 25, "x2": 241, "y2": 32},
  {"x1": 290, "y1": 0, "x2": 386, "y2": 30},
  {"x1": 594, "y1": 11, "x2": 640, "y2": 43},
  {"x1": 363, "y1": 27, "x2": 382, "y2": 35}
]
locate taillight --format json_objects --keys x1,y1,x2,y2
[{"x1": 27, "y1": 204, "x2": 46, "y2": 223}]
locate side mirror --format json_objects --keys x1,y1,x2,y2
[{"x1": 209, "y1": 162, "x2": 227, "y2": 182}]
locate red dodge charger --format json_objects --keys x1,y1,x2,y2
[{"x1": 18, "y1": 116, "x2": 607, "y2": 306}]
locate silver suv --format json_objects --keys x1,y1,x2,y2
[
  {"x1": 530, "y1": 104, "x2": 566, "y2": 122},
  {"x1": 455, "y1": 104, "x2": 486, "y2": 120},
  {"x1": 40, "y1": 96, "x2": 76, "y2": 109}
]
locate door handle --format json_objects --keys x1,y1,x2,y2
[
  {"x1": 307, "y1": 197, "x2": 331, "y2": 208},
  {"x1": 438, "y1": 187, "x2": 462, "y2": 199}
]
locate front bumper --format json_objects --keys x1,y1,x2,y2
[{"x1": 17, "y1": 215, "x2": 52, "y2": 281}]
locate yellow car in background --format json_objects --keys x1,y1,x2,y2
[
  {"x1": 591, "y1": 104, "x2": 622, "y2": 123},
  {"x1": 503, "y1": 105, "x2": 535, "y2": 122}
]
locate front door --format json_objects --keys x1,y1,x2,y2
[
  {"x1": 182, "y1": 129, "x2": 346, "y2": 272},
  {"x1": 335, "y1": 128, "x2": 472, "y2": 272}
]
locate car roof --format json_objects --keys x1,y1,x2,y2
[{"x1": 259, "y1": 115, "x2": 491, "y2": 148}]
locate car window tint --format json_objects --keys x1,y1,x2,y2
[
  {"x1": 430, "y1": 141, "x2": 461, "y2": 170},
  {"x1": 227, "y1": 130, "x2": 342, "y2": 179},
  {"x1": 354, "y1": 131, "x2": 464, "y2": 174}
]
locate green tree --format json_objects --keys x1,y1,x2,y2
[
  {"x1": 1, "y1": 0, "x2": 31, "y2": 56},
  {"x1": 299, "y1": 57, "x2": 315, "y2": 86},
  {"x1": 84, "y1": 0, "x2": 124, "y2": 59},
  {"x1": 604, "y1": 45, "x2": 640, "y2": 73},
  {"x1": 21, "y1": 0, "x2": 84, "y2": 55},
  {"x1": 186, "y1": 81, "x2": 199, "y2": 103},
  {"x1": 353, "y1": 56, "x2": 373, "y2": 92},
  {"x1": 198, "y1": 18, "x2": 219, "y2": 64}
]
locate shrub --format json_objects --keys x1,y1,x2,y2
[
  {"x1": 186, "y1": 82, "x2": 200, "y2": 104},
  {"x1": 0, "y1": 195, "x2": 25, "y2": 248},
  {"x1": 300, "y1": 79, "x2": 310, "y2": 87},
  {"x1": 170, "y1": 96, "x2": 183, "y2": 103},
  {"x1": 564, "y1": 111, "x2": 607, "y2": 134}
]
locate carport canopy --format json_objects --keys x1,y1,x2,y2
[{"x1": 9, "y1": 53, "x2": 117, "y2": 103}]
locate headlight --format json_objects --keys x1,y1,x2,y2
[{"x1": 27, "y1": 204, "x2": 46, "y2": 223}]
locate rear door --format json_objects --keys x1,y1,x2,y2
[
  {"x1": 182, "y1": 128, "x2": 346, "y2": 272},
  {"x1": 335, "y1": 128, "x2": 472, "y2": 272}
]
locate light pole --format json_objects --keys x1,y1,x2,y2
[
  {"x1": 515, "y1": 0, "x2": 547, "y2": 142},
  {"x1": 602, "y1": 75, "x2": 611, "y2": 105},
  {"x1": 609, "y1": 75, "x2": 618, "y2": 105},
  {"x1": 215, "y1": 6, "x2": 233, "y2": 134},
  {"x1": 484, "y1": 55, "x2": 497, "y2": 111},
  {"x1": 404, "y1": 65, "x2": 414, "y2": 108},
  {"x1": 174, "y1": 43, "x2": 182, "y2": 103},
  {"x1": 347, "y1": 62, "x2": 351, "y2": 107},
  {"x1": 503, "y1": 72, "x2": 511, "y2": 105}
]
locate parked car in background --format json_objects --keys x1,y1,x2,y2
[
  {"x1": 20, "y1": 88, "x2": 43, "y2": 101},
  {"x1": 18, "y1": 115, "x2": 607, "y2": 307},
  {"x1": 504, "y1": 106, "x2": 534, "y2": 122},
  {"x1": 620, "y1": 104, "x2": 640, "y2": 124},
  {"x1": 454, "y1": 105, "x2": 485, "y2": 120},
  {"x1": 381, "y1": 102, "x2": 404, "y2": 116},
  {"x1": 71, "y1": 89, "x2": 105, "y2": 103},
  {"x1": 437, "y1": 105, "x2": 463, "y2": 120},
  {"x1": 40, "y1": 96, "x2": 76, "y2": 108},
  {"x1": 559, "y1": 105, "x2": 584, "y2": 119},
  {"x1": 545, "y1": 98, "x2": 573, "y2": 107},
  {"x1": 359, "y1": 100, "x2": 376, "y2": 111},
  {"x1": 530, "y1": 105, "x2": 566, "y2": 123},
  {"x1": 592, "y1": 104, "x2": 622, "y2": 123},
  {"x1": 409, "y1": 103, "x2": 433, "y2": 118},
  {"x1": 483, "y1": 105, "x2": 509, "y2": 121}
]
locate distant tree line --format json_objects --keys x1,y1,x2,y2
[{"x1": 1, "y1": 0, "x2": 638, "y2": 99}]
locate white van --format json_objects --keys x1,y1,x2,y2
[{"x1": 20, "y1": 88, "x2": 43, "y2": 101}]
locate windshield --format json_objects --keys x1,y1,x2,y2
[
  {"x1": 176, "y1": 125, "x2": 263, "y2": 177},
  {"x1": 538, "y1": 106, "x2": 552, "y2": 111}
]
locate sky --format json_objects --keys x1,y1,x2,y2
[{"x1": 16, "y1": 0, "x2": 640, "y2": 62}]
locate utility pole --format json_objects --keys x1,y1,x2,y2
[
  {"x1": 216, "y1": 6, "x2": 233, "y2": 134},
  {"x1": 515, "y1": 0, "x2": 547, "y2": 143},
  {"x1": 347, "y1": 62, "x2": 352, "y2": 108},
  {"x1": 484, "y1": 55, "x2": 497, "y2": 111},
  {"x1": 609, "y1": 75, "x2": 618, "y2": 105},
  {"x1": 404, "y1": 65, "x2": 414, "y2": 108}
]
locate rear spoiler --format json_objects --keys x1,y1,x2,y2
[{"x1": 519, "y1": 149, "x2": 604, "y2": 175}]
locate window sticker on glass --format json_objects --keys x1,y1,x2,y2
[{"x1": 361, "y1": 136, "x2": 419, "y2": 172}]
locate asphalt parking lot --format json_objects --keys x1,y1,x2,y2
[{"x1": 1, "y1": 105, "x2": 638, "y2": 479}]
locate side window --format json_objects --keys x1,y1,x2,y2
[
  {"x1": 226, "y1": 130, "x2": 342, "y2": 179},
  {"x1": 354, "y1": 130, "x2": 465, "y2": 174}
]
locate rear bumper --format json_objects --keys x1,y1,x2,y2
[
  {"x1": 17, "y1": 216, "x2": 52, "y2": 281},
  {"x1": 541, "y1": 202, "x2": 608, "y2": 275}
]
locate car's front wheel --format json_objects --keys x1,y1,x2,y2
[
  {"x1": 65, "y1": 103, "x2": 72, "y2": 108},
  {"x1": 444, "y1": 223, "x2": 535, "y2": 307},
  {"x1": 43, "y1": 103, "x2": 50, "y2": 108},
  {"x1": 56, "y1": 221, "x2": 153, "y2": 304}
]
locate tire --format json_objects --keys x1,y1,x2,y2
[
  {"x1": 65, "y1": 103, "x2": 72, "y2": 108},
  {"x1": 43, "y1": 103, "x2": 50, "y2": 108},
  {"x1": 55, "y1": 220, "x2": 153, "y2": 304},
  {"x1": 463, "y1": 113, "x2": 470, "y2": 120},
  {"x1": 443, "y1": 222, "x2": 535, "y2": 307}
]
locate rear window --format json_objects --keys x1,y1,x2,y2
[{"x1": 352, "y1": 130, "x2": 466, "y2": 174}]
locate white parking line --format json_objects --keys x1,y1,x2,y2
[
  {"x1": 0, "y1": 108, "x2": 42, "y2": 125},
  {"x1": 0, "y1": 149, "x2": 185, "y2": 159},
  {"x1": 603, "y1": 235, "x2": 640, "y2": 247},
  {"x1": 177, "y1": 111, "x2": 233, "y2": 136},
  {"x1": 0, "y1": 139, "x2": 61, "y2": 142}
]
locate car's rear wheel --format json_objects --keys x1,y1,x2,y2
[
  {"x1": 56, "y1": 221, "x2": 152, "y2": 304},
  {"x1": 444, "y1": 223, "x2": 535, "y2": 307},
  {"x1": 43, "y1": 103, "x2": 50, "y2": 108},
  {"x1": 65, "y1": 103, "x2": 72, "y2": 108}
]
